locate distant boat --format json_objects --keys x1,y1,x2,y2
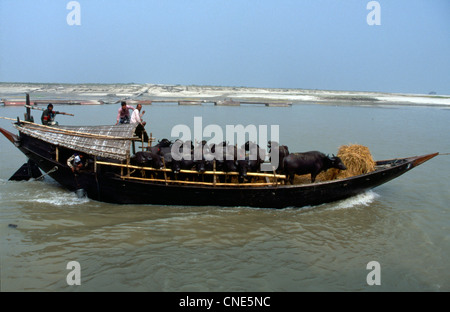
[
  {"x1": 1, "y1": 100, "x2": 28, "y2": 106},
  {"x1": 215, "y1": 99, "x2": 240, "y2": 106},
  {"x1": 123, "y1": 100, "x2": 153, "y2": 105},
  {"x1": 1, "y1": 99, "x2": 104, "y2": 106}
]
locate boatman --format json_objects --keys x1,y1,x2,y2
[
  {"x1": 41, "y1": 103, "x2": 60, "y2": 125},
  {"x1": 116, "y1": 101, "x2": 135, "y2": 124},
  {"x1": 130, "y1": 103, "x2": 149, "y2": 142},
  {"x1": 67, "y1": 153, "x2": 88, "y2": 174}
]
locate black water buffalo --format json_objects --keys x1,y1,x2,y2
[
  {"x1": 235, "y1": 147, "x2": 262, "y2": 183},
  {"x1": 208, "y1": 142, "x2": 239, "y2": 182},
  {"x1": 193, "y1": 148, "x2": 215, "y2": 172},
  {"x1": 221, "y1": 151, "x2": 238, "y2": 172},
  {"x1": 163, "y1": 152, "x2": 189, "y2": 180},
  {"x1": 158, "y1": 146, "x2": 172, "y2": 158},
  {"x1": 236, "y1": 158, "x2": 261, "y2": 183},
  {"x1": 268, "y1": 141, "x2": 289, "y2": 173},
  {"x1": 173, "y1": 152, "x2": 196, "y2": 181},
  {"x1": 242, "y1": 141, "x2": 266, "y2": 164},
  {"x1": 156, "y1": 138, "x2": 172, "y2": 148},
  {"x1": 144, "y1": 138, "x2": 172, "y2": 160},
  {"x1": 283, "y1": 151, "x2": 346, "y2": 184},
  {"x1": 132, "y1": 151, "x2": 164, "y2": 169}
]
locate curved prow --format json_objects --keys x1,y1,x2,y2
[
  {"x1": 0, "y1": 127, "x2": 18, "y2": 144},
  {"x1": 411, "y1": 152, "x2": 439, "y2": 167}
]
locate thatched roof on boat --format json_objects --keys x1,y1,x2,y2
[{"x1": 14, "y1": 123, "x2": 138, "y2": 160}]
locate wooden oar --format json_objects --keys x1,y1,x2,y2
[{"x1": 24, "y1": 105, "x2": 74, "y2": 116}]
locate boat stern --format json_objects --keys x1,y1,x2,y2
[{"x1": 0, "y1": 127, "x2": 18, "y2": 144}]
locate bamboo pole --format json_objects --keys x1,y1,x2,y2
[
  {"x1": 24, "y1": 105, "x2": 75, "y2": 116},
  {"x1": 96, "y1": 160, "x2": 172, "y2": 172},
  {"x1": 95, "y1": 160, "x2": 287, "y2": 179},
  {"x1": 122, "y1": 175, "x2": 283, "y2": 187},
  {"x1": 126, "y1": 155, "x2": 131, "y2": 177},
  {"x1": 161, "y1": 157, "x2": 168, "y2": 185},
  {"x1": 213, "y1": 160, "x2": 216, "y2": 186}
]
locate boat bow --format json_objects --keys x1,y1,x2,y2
[{"x1": 411, "y1": 152, "x2": 439, "y2": 167}]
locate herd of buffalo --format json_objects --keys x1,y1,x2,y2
[{"x1": 132, "y1": 139, "x2": 347, "y2": 184}]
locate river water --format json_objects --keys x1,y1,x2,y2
[{"x1": 0, "y1": 102, "x2": 449, "y2": 292}]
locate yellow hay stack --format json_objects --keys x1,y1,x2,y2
[{"x1": 323, "y1": 144, "x2": 376, "y2": 180}]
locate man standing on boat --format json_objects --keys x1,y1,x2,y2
[
  {"x1": 131, "y1": 103, "x2": 149, "y2": 142},
  {"x1": 116, "y1": 101, "x2": 135, "y2": 124},
  {"x1": 41, "y1": 103, "x2": 60, "y2": 125}
]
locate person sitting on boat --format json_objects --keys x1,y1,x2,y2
[
  {"x1": 67, "y1": 153, "x2": 87, "y2": 173},
  {"x1": 116, "y1": 101, "x2": 135, "y2": 124},
  {"x1": 41, "y1": 103, "x2": 60, "y2": 126},
  {"x1": 131, "y1": 103, "x2": 149, "y2": 142}
]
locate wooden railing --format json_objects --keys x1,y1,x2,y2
[{"x1": 95, "y1": 160, "x2": 286, "y2": 187}]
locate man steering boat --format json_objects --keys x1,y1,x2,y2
[{"x1": 41, "y1": 103, "x2": 60, "y2": 126}]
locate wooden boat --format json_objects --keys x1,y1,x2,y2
[
  {"x1": 0, "y1": 117, "x2": 438, "y2": 208},
  {"x1": 1, "y1": 100, "x2": 29, "y2": 106}
]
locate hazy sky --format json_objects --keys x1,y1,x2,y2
[{"x1": 0, "y1": 0, "x2": 449, "y2": 94}]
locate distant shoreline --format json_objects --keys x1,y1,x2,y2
[{"x1": 1, "y1": 82, "x2": 449, "y2": 107}]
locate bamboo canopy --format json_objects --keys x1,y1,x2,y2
[{"x1": 15, "y1": 123, "x2": 138, "y2": 160}]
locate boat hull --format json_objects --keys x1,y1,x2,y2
[{"x1": 94, "y1": 158, "x2": 420, "y2": 208}]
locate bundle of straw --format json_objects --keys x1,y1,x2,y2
[{"x1": 323, "y1": 144, "x2": 376, "y2": 180}]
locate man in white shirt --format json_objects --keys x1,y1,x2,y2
[
  {"x1": 131, "y1": 104, "x2": 149, "y2": 142},
  {"x1": 131, "y1": 104, "x2": 145, "y2": 125}
]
